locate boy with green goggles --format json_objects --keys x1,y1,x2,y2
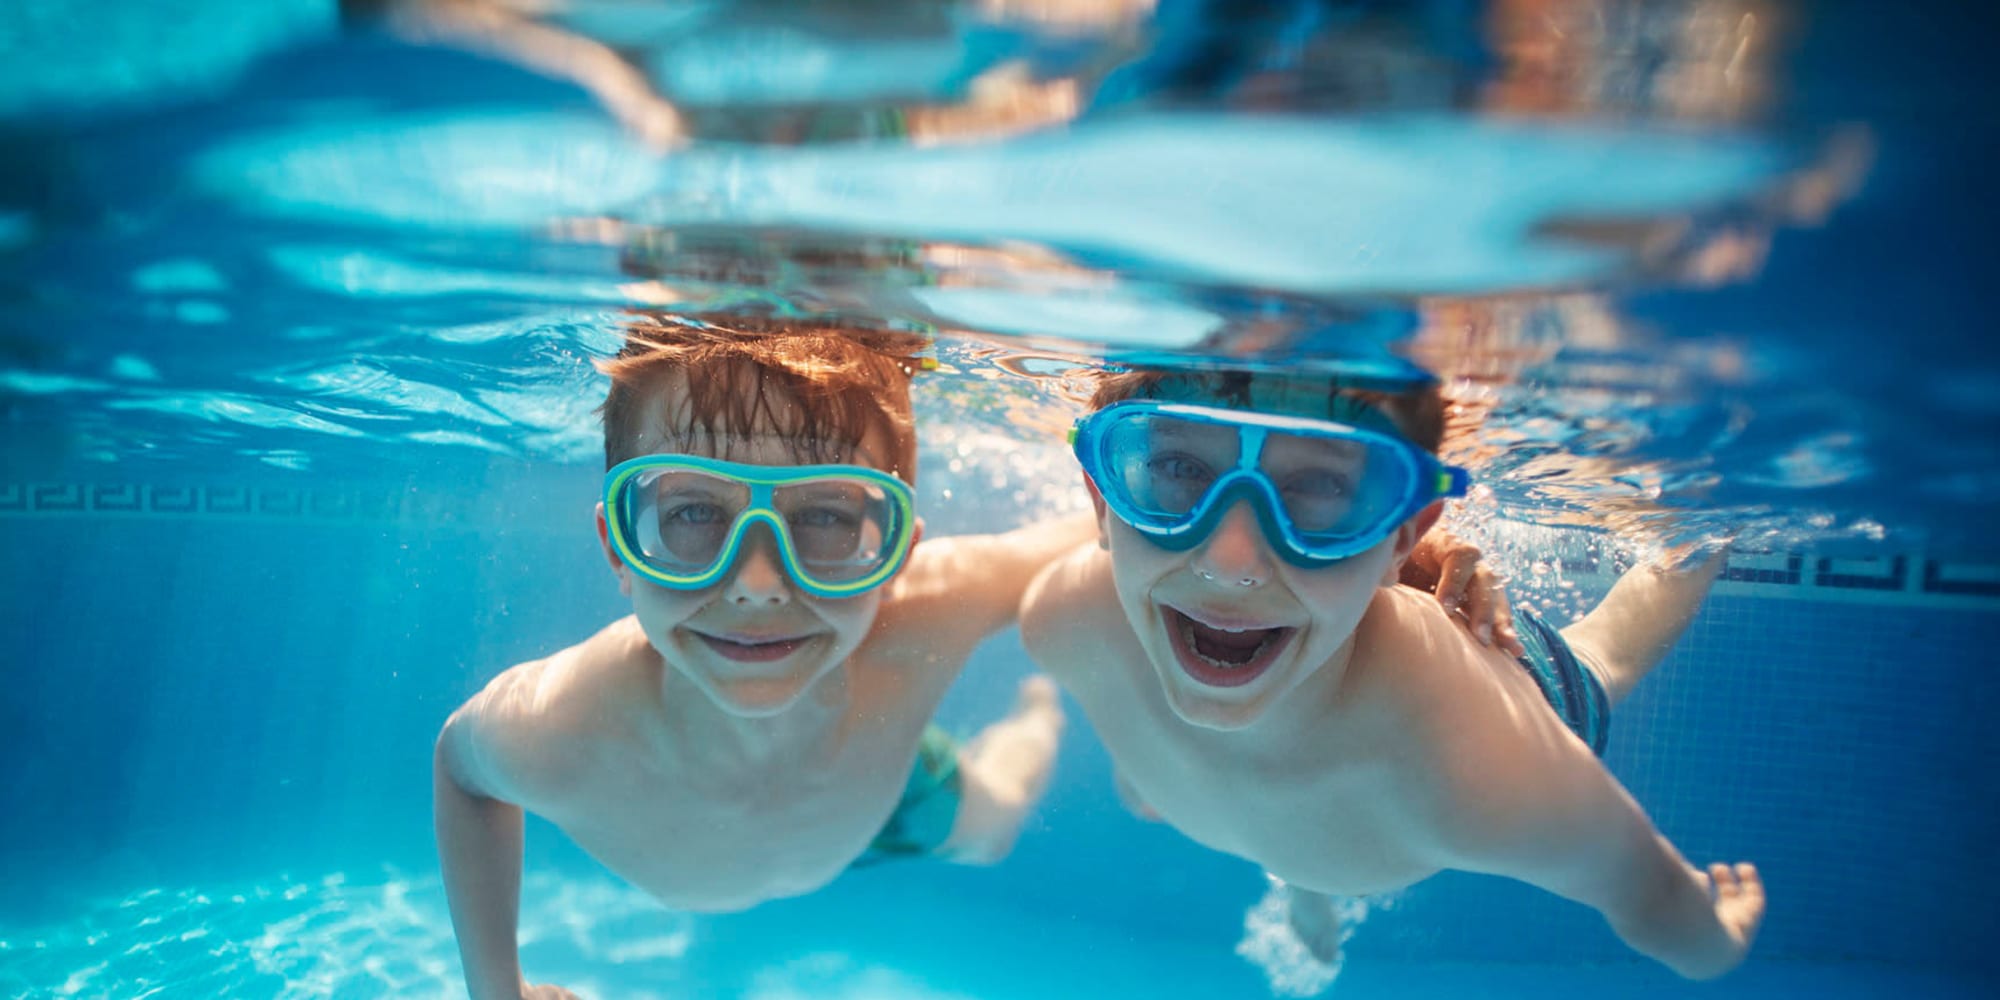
[
  {"x1": 602, "y1": 455, "x2": 919, "y2": 599},
  {"x1": 434, "y1": 316, "x2": 1089, "y2": 1000},
  {"x1": 1023, "y1": 368, "x2": 1763, "y2": 984}
]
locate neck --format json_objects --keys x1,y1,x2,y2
[
  {"x1": 1264, "y1": 629, "x2": 1362, "y2": 742},
  {"x1": 647, "y1": 649, "x2": 854, "y2": 769}
]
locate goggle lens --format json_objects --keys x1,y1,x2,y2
[
  {"x1": 1099, "y1": 411, "x2": 1417, "y2": 543},
  {"x1": 630, "y1": 469, "x2": 900, "y2": 583},
  {"x1": 609, "y1": 461, "x2": 913, "y2": 594}
]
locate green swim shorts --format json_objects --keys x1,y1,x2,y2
[{"x1": 859, "y1": 724, "x2": 964, "y2": 864}]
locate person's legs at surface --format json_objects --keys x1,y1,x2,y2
[
  {"x1": 1559, "y1": 547, "x2": 1727, "y2": 706},
  {"x1": 939, "y1": 676, "x2": 1066, "y2": 864}
]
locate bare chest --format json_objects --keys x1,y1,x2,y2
[
  {"x1": 1140, "y1": 746, "x2": 1441, "y2": 894},
  {"x1": 1069, "y1": 660, "x2": 1447, "y2": 898},
  {"x1": 548, "y1": 729, "x2": 924, "y2": 912}
]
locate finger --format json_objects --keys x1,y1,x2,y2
[
  {"x1": 1737, "y1": 862, "x2": 1763, "y2": 897},
  {"x1": 1495, "y1": 617, "x2": 1527, "y2": 657},
  {"x1": 1464, "y1": 570, "x2": 1496, "y2": 645},
  {"x1": 1479, "y1": 565, "x2": 1516, "y2": 623},
  {"x1": 1437, "y1": 550, "x2": 1480, "y2": 607},
  {"x1": 1710, "y1": 862, "x2": 1736, "y2": 895},
  {"x1": 1739, "y1": 865, "x2": 1765, "y2": 918}
]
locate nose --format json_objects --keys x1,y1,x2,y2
[
  {"x1": 723, "y1": 524, "x2": 793, "y2": 606},
  {"x1": 1190, "y1": 500, "x2": 1273, "y2": 589}
]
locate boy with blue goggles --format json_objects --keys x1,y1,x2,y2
[
  {"x1": 603, "y1": 454, "x2": 918, "y2": 599},
  {"x1": 1071, "y1": 399, "x2": 1471, "y2": 567},
  {"x1": 1025, "y1": 369, "x2": 1759, "y2": 984}
]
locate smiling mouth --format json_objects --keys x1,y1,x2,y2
[
  {"x1": 693, "y1": 632, "x2": 816, "y2": 664},
  {"x1": 1162, "y1": 607, "x2": 1295, "y2": 688}
]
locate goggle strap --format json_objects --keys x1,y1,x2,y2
[{"x1": 1440, "y1": 467, "x2": 1471, "y2": 498}]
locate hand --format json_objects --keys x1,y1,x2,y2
[
  {"x1": 1705, "y1": 862, "x2": 1766, "y2": 954},
  {"x1": 1401, "y1": 529, "x2": 1526, "y2": 656}
]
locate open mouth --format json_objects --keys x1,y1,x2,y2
[
  {"x1": 693, "y1": 631, "x2": 815, "y2": 664},
  {"x1": 1162, "y1": 606, "x2": 1294, "y2": 688}
]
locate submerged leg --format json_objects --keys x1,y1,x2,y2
[
  {"x1": 939, "y1": 675, "x2": 1066, "y2": 864},
  {"x1": 1284, "y1": 887, "x2": 1345, "y2": 965},
  {"x1": 1559, "y1": 547, "x2": 1726, "y2": 706}
]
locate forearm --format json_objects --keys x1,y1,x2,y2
[
  {"x1": 1605, "y1": 842, "x2": 1746, "y2": 980},
  {"x1": 434, "y1": 739, "x2": 529, "y2": 1000},
  {"x1": 1001, "y1": 513, "x2": 1099, "y2": 561},
  {"x1": 984, "y1": 513, "x2": 1100, "y2": 611},
  {"x1": 939, "y1": 513, "x2": 1100, "y2": 637}
]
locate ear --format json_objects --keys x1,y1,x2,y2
[
  {"x1": 1380, "y1": 499, "x2": 1445, "y2": 586},
  {"x1": 596, "y1": 502, "x2": 634, "y2": 597},
  {"x1": 1083, "y1": 474, "x2": 1111, "y2": 551},
  {"x1": 911, "y1": 516, "x2": 926, "y2": 552}
]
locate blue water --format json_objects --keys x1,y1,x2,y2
[{"x1": 5, "y1": 2, "x2": 2000, "y2": 998}]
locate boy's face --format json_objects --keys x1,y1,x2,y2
[
  {"x1": 597, "y1": 375, "x2": 916, "y2": 718},
  {"x1": 1088, "y1": 376, "x2": 1430, "y2": 731}
]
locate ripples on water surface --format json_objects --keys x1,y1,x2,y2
[{"x1": 1, "y1": 0, "x2": 1992, "y2": 574}]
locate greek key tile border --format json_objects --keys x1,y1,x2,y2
[
  {"x1": 1559, "y1": 550, "x2": 1999, "y2": 610},
  {"x1": 3, "y1": 478, "x2": 1994, "y2": 607},
  {"x1": 0, "y1": 480, "x2": 472, "y2": 525}
]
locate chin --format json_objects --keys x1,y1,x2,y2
[
  {"x1": 1159, "y1": 675, "x2": 1276, "y2": 731},
  {"x1": 700, "y1": 672, "x2": 821, "y2": 717}
]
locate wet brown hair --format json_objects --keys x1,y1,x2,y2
[
  {"x1": 598, "y1": 313, "x2": 927, "y2": 480},
  {"x1": 1087, "y1": 368, "x2": 1446, "y2": 453}
]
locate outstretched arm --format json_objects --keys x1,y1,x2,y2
[
  {"x1": 1568, "y1": 824, "x2": 1763, "y2": 980},
  {"x1": 435, "y1": 714, "x2": 538, "y2": 1000},
  {"x1": 894, "y1": 513, "x2": 1098, "y2": 646},
  {"x1": 1462, "y1": 768, "x2": 1764, "y2": 980},
  {"x1": 434, "y1": 688, "x2": 585, "y2": 1000}
]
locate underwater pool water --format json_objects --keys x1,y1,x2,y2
[{"x1": 5, "y1": 1, "x2": 1999, "y2": 998}]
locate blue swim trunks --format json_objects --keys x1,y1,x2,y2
[
  {"x1": 858, "y1": 724, "x2": 963, "y2": 864},
  {"x1": 1510, "y1": 608, "x2": 1612, "y2": 756}
]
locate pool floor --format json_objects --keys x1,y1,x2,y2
[{"x1": 1, "y1": 868, "x2": 1990, "y2": 999}]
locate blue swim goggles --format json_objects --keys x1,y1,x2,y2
[
  {"x1": 1071, "y1": 400, "x2": 1470, "y2": 567},
  {"x1": 603, "y1": 455, "x2": 918, "y2": 598}
]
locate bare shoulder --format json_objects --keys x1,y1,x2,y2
[
  {"x1": 1019, "y1": 543, "x2": 1125, "y2": 677},
  {"x1": 1367, "y1": 588, "x2": 1635, "y2": 870},
  {"x1": 441, "y1": 618, "x2": 649, "y2": 806},
  {"x1": 1349, "y1": 586, "x2": 1493, "y2": 716},
  {"x1": 1350, "y1": 591, "x2": 1580, "y2": 818}
]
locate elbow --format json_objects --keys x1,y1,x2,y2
[{"x1": 433, "y1": 714, "x2": 493, "y2": 801}]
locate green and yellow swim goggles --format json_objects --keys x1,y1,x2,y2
[{"x1": 603, "y1": 455, "x2": 918, "y2": 598}]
